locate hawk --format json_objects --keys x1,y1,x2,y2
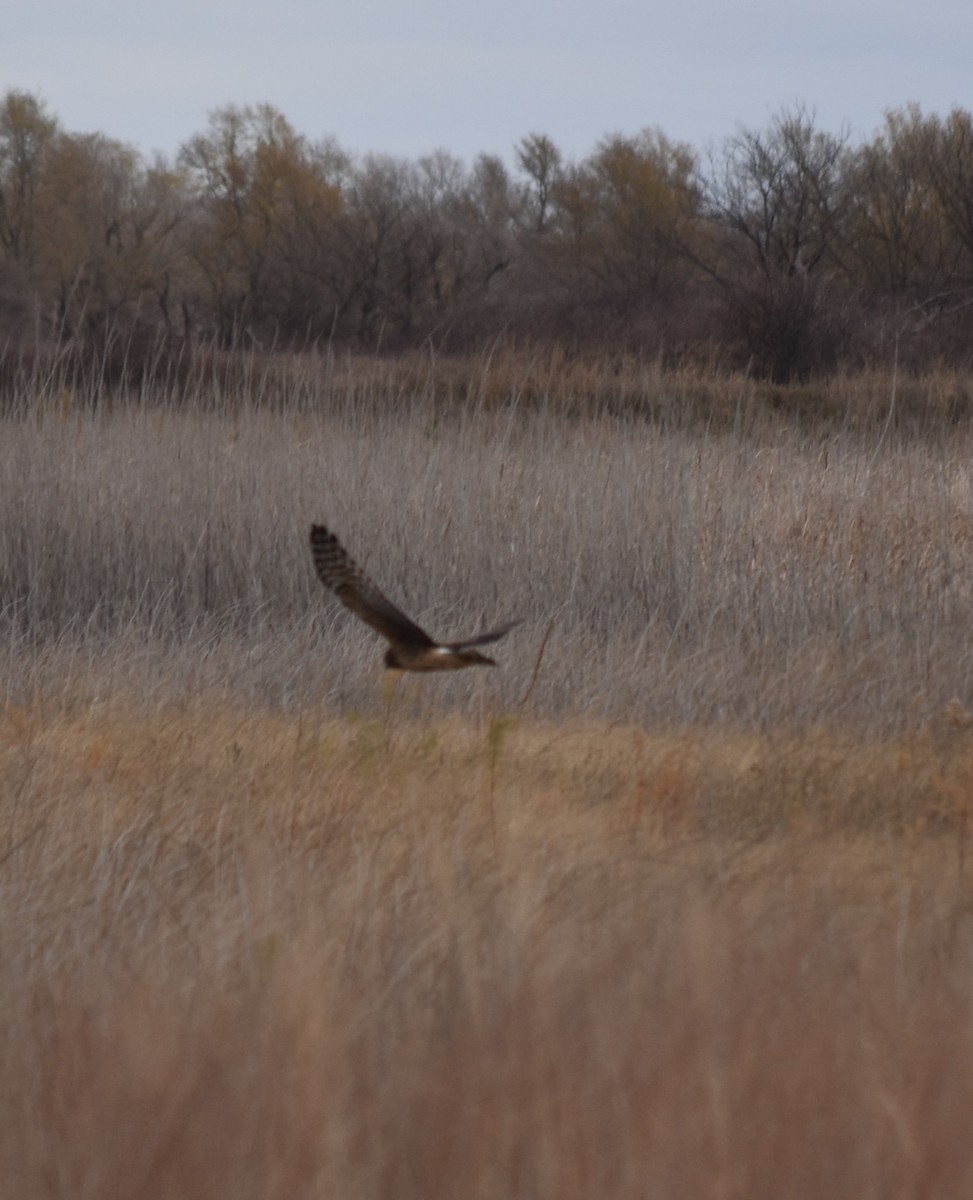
[{"x1": 309, "y1": 524, "x2": 519, "y2": 671}]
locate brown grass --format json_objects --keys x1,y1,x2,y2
[
  {"x1": 5, "y1": 361, "x2": 973, "y2": 1194},
  {"x1": 3, "y1": 692, "x2": 973, "y2": 1197}
]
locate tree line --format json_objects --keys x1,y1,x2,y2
[{"x1": 2, "y1": 90, "x2": 973, "y2": 382}]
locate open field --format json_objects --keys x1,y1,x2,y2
[
  {"x1": 4, "y1": 354, "x2": 973, "y2": 729},
  {"x1": 4, "y1": 359, "x2": 973, "y2": 1194},
  {"x1": 3, "y1": 696, "x2": 973, "y2": 1197}
]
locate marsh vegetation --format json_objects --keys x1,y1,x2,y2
[{"x1": 3, "y1": 357, "x2": 973, "y2": 1196}]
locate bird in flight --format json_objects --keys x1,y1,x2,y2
[{"x1": 309, "y1": 524, "x2": 519, "y2": 671}]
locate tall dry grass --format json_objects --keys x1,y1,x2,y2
[
  {"x1": 4, "y1": 357, "x2": 973, "y2": 1195},
  {"x1": 2, "y1": 697, "x2": 973, "y2": 1197},
  {"x1": 2, "y1": 355, "x2": 973, "y2": 729}
]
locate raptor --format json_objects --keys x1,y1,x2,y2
[{"x1": 309, "y1": 524, "x2": 518, "y2": 671}]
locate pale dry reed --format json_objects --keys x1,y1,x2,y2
[{"x1": 2, "y1": 368, "x2": 973, "y2": 729}]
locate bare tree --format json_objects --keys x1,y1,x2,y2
[
  {"x1": 573, "y1": 128, "x2": 699, "y2": 297},
  {"x1": 0, "y1": 91, "x2": 57, "y2": 262},
  {"x1": 700, "y1": 105, "x2": 850, "y2": 380},
  {"x1": 923, "y1": 108, "x2": 973, "y2": 266},
  {"x1": 842, "y1": 106, "x2": 955, "y2": 295},
  {"x1": 178, "y1": 104, "x2": 343, "y2": 344},
  {"x1": 515, "y1": 133, "x2": 563, "y2": 235}
]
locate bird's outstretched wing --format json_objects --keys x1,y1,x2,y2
[
  {"x1": 309, "y1": 525, "x2": 435, "y2": 651},
  {"x1": 447, "y1": 621, "x2": 521, "y2": 651}
]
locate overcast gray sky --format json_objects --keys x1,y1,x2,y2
[{"x1": 5, "y1": 0, "x2": 972, "y2": 164}]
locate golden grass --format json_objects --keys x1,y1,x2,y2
[
  {"x1": 278, "y1": 347, "x2": 973, "y2": 428},
  {"x1": 4, "y1": 690, "x2": 973, "y2": 1196},
  {"x1": 16, "y1": 340, "x2": 973, "y2": 432},
  {"x1": 6, "y1": 366, "x2": 973, "y2": 1191}
]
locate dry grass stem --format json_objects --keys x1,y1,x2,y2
[{"x1": 3, "y1": 360, "x2": 973, "y2": 1194}]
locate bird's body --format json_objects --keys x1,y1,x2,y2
[{"x1": 309, "y1": 524, "x2": 517, "y2": 671}]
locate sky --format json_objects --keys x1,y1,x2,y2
[{"x1": 4, "y1": 0, "x2": 973, "y2": 165}]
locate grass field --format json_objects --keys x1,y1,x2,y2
[{"x1": 3, "y1": 354, "x2": 973, "y2": 1195}]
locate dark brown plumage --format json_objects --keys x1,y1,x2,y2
[{"x1": 309, "y1": 524, "x2": 518, "y2": 671}]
